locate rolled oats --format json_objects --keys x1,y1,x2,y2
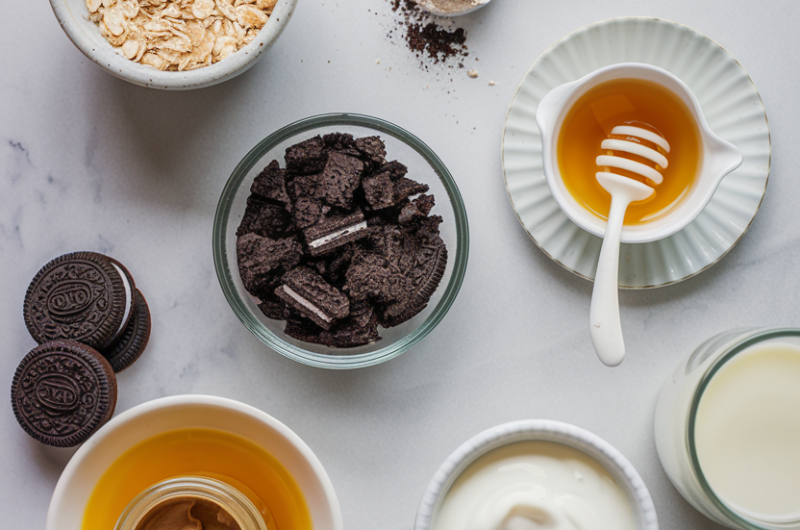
[{"x1": 86, "y1": 0, "x2": 276, "y2": 71}]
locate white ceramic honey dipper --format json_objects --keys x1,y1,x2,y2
[{"x1": 590, "y1": 124, "x2": 670, "y2": 367}]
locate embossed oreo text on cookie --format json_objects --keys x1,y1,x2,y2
[
  {"x1": 11, "y1": 341, "x2": 117, "y2": 447},
  {"x1": 24, "y1": 252, "x2": 130, "y2": 349}
]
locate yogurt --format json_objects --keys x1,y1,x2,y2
[
  {"x1": 694, "y1": 342, "x2": 800, "y2": 521},
  {"x1": 433, "y1": 441, "x2": 635, "y2": 530}
]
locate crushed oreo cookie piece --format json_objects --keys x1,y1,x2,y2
[
  {"x1": 287, "y1": 173, "x2": 323, "y2": 202},
  {"x1": 395, "y1": 177, "x2": 430, "y2": 203},
  {"x1": 285, "y1": 136, "x2": 327, "y2": 175},
  {"x1": 363, "y1": 172, "x2": 396, "y2": 210},
  {"x1": 285, "y1": 302, "x2": 380, "y2": 348},
  {"x1": 251, "y1": 160, "x2": 291, "y2": 205},
  {"x1": 323, "y1": 132, "x2": 360, "y2": 156},
  {"x1": 343, "y1": 252, "x2": 409, "y2": 304},
  {"x1": 236, "y1": 133, "x2": 448, "y2": 348},
  {"x1": 275, "y1": 266, "x2": 350, "y2": 330},
  {"x1": 377, "y1": 160, "x2": 409, "y2": 181},
  {"x1": 237, "y1": 233, "x2": 303, "y2": 293},
  {"x1": 293, "y1": 198, "x2": 327, "y2": 230},
  {"x1": 355, "y1": 136, "x2": 387, "y2": 167},
  {"x1": 303, "y1": 209, "x2": 369, "y2": 257},
  {"x1": 399, "y1": 193, "x2": 435, "y2": 224},
  {"x1": 379, "y1": 217, "x2": 447, "y2": 327},
  {"x1": 237, "y1": 196, "x2": 292, "y2": 238},
  {"x1": 257, "y1": 289, "x2": 296, "y2": 320},
  {"x1": 319, "y1": 152, "x2": 365, "y2": 209}
]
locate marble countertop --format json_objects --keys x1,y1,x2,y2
[{"x1": 2, "y1": 0, "x2": 798, "y2": 528}]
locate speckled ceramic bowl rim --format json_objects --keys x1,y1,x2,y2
[
  {"x1": 48, "y1": 0, "x2": 298, "y2": 90},
  {"x1": 414, "y1": 419, "x2": 659, "y2": 530},
  {"x1": 213, "y1": 113, "x2": 469, "y2": 369},
  {"x1": 500, "y1": 16, "x2": 771, "y2": 290},
  {"x1": 47, "y1": 394, "x2": 343, "y2": 530}
]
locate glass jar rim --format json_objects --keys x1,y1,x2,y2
[
  {"x1": 687, "y1": 327, "x2": 800, "y2": 530},
  {"x1": 114, "y1": 475, "x2": 268, "y2": 530}
]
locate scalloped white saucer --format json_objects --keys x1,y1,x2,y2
[{"x1": 502, "y1": 17, "x2": 770, "y2": 289}]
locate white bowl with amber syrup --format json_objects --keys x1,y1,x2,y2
[
  {"x1": 536, "y1": 62, "x2": 742, "y2": 244},
  {"x1": 49, "y1": 0, "x2": 298, "y2": 90},
  {"x1": 47, "y1": 395, "x2": 343, "y2": 530}
]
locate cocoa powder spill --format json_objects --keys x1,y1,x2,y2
[{"x1": 389, "y1": 0, "x2": 469, "y2": 68}]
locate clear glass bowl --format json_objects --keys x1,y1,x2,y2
[{"x1": 213, "y1": 114, "x2": 469, "y2": 369}]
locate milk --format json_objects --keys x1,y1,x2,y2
[{"x1": 694, "y1": 342, "x2": 800, "y2": 521}]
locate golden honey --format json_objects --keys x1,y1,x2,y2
[
  {"x1": 82, "y1": 428, "x2": 312, "y2": 530},
  {"x1": 557, "y1": 78, "x2": 702, "y2": 225}
]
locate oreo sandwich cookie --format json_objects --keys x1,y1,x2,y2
[
  {"x1": 24, "y1": 252, "x2": 135, "y2": 350},
  {"x1": 102, "y1": 289, "x2": 151, "y2": 373},
  {"x1": 303, "y1": 209, "x2": 369, "y2": 257},
  {"x1": 275, "y1": 266, "x2": 350, "y2": 330},
  {"x1": 11, "y1": 340, "x2": 117, "y2": 447}
]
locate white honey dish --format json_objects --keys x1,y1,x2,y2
[
  {"x1": 536, "y1": 63, "x2": 742, "y2": 244},
  {"x1": 415, "y1": 420, "x2": 659, "y2": 530},
  {"x1": 49, "y1": 0, "x2": 298, "y2": 90},
  {"x1": 47, "y1": 395, "x2": 343, "y2": 530}
]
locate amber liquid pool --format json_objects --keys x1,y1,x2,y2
[
  {"x1": 557, "y1": 78, "x2": 702, "y2": 225},
  {"x1": 82, "y1": 428, "x2": 312, "y2": 530}
]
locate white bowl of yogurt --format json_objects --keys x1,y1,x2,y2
[{"x1": 415, "y1": 420, "x2": 658, "y2": 530}]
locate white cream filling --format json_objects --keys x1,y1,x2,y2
[
  {"x1": 110, "y1": 262, "x2": 133, "y2": 340},
  {"x1": 309, "y1": 221, "x2": 368, "y2": 249},
  {"x1": 280, "y1": 285, "x2": 331, "y2": 323}
]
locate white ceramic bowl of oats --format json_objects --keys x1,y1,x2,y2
[{"x1": 49, "y1": 0, "x2": 298, "y2": 90}]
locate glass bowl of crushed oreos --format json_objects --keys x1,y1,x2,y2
[{"x1": 214, "y1": 114, "x2": 469, "y2": 369}]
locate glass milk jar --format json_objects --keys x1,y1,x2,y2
[{"x1": 654, "y1": 328, "x2": 800, "y2": 530}]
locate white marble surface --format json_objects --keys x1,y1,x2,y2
[{"x1": 1, "y1": 1, "x2": 798, "y2": 529}]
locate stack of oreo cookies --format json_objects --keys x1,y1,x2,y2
[
  {"x1": 10, "y1": 252, "x2": 151, "y2": 447},
  {"x1": 236, "y1": 133, "x2": 448, "y2": 348}
]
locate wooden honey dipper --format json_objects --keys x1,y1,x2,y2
[{"x1": 590, "y1": 124, "x2": 670, "y2": 366}]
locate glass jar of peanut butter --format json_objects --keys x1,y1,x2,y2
[{"x1": 115, "y1": 476, "x2": 269, "y2": 530}]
